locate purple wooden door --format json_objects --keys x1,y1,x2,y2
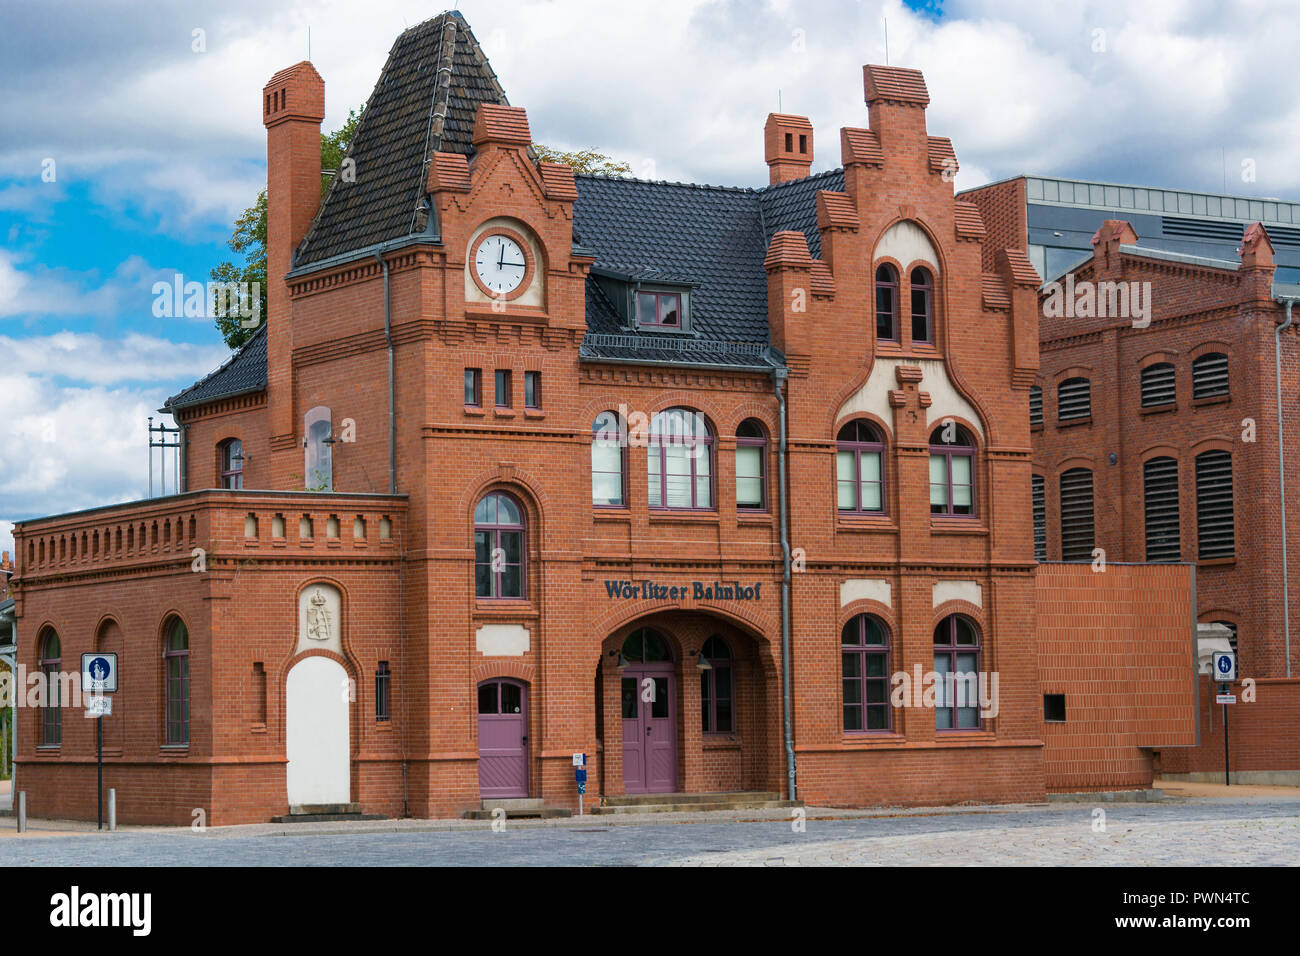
[
  {"x1": 478, "y1": 679, "x2": 528, "y2": 798},
  {"x1": 621, "y1": 668, "x2": 676, "y2": 794}
]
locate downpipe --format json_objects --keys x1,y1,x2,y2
[
  {"x1": 374, "y1": 251, "x2": 396, "y2": 494},
  {"x1": 773, "y1": 367, "x2": 797, "y2": 801},
  {"x1": 1276, "y1": 296, "x2": 1296, "y2": 677}
]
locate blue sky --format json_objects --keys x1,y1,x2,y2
[{"x1": 3, "y1": 0, "x2": 1300, "y2": 556}]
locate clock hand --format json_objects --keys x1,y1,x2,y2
[{"x1": 498, "y1": 241, "x2": 504, "y2": 270}]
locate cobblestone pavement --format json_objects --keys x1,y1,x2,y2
[{"x1": 1, "y1": 796, "x2": 1296, "y2": 865}]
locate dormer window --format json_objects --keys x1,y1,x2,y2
[{"x1": 637, "y1": 291, "x2": 681, "y2": 328}]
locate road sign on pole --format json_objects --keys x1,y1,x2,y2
[
  {"x1": 81, "y1": 653, "x2": 118, "y2": 693},
  {"x1": 81, "y1": 652, "x2": 118, "y2": 830}
]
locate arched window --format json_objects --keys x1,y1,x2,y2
[
  {"x1": 304, "y1": 406, "x2": 333, "y2": 491},
  {"x1": 1029, "y1": 385, "x2": 1043, "y2": 427},
  {"x1": 648, "y1": 408, "x2": 714, "y2": 510},
  {"x1": 1057, "y1": 377, "x2": 1091, "y2": 422},
  {"x1": 700, "y1": 636, "x2": 733, "y2": 734},
  {"x1": 875, "y1": 264, "x2": 899, "y2": 342},
  {"x1": 1193, "y1": 352, "x2": 1230, "y2": 399},
  {"x1": 735, "y1": 419, "x2": 767, "y2": 511},
  {"x1": 474, "y1": 491, "x2": 525, "y2": 599},
  {"x1": 910, "y1": 266, "x2": 933, "y2": 343},
  {"x1": 934, "y1": 614, "x2": 981, "y2": 730},
  {"x1": 841, "y1": 614, "x2": 891, "y2": 732},
  {"x1": 592, "y1": 411, "x2": 626, "y2": 507},
  {"x1": 621, "y1": 627, "x2": 673, "y2": 663},
  {"x1": 1059, "y1": 467, "x2": 1095, "y2": 561},
  {"x1": 1140, "y1": 362, "x2": 1176, "y2": 408},
  {"x1": 929, "y1": 424, "x2": 974, "y2": 516},
  {"x1": 1031, "y1": 474, "x2": 1046, "y2": 561},
  {"x1": 39, "y1": 629, "x2": 61, "y2": 747},
  {"x1": 1144, "y1": 456, "x2": 1180, "y2": 562},
  {"x1": 836, "y1": 420, "x2": 885, "y2": 514},
  {"x1": 1195, "y1": 449, "x2": 1234, "y2": 559},
  {"x1": 219, "y1": 438, "x2": 243, "y2": 489},
  {"x1": 164, "y1": 618, "x2": 190, "y2": 746}
]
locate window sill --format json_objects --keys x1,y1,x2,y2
[
  {"x1": 1197, "y1": 556, "x2": 1236, "y2": 568},
  {"x1": 1030, "y1": 423, "x2": 1043, "y2": 433},
  {"x1": 736, "y1": 510, "x2": 771, "y2": 524},
  {"x1": 492, "y1": 408, "x2": 516, "y2": 419},
  {"x1": 702, "y1": 737, "x2": 740, "y2": 750},
  {"x1": 836, "y1": 515, "x2": 896, "y2": 533},
  {"x1": 1056, "y1": 416, "x2": 1091, "y2": 428},
  {"x1": 463, "y1": 405, "x2": 486, "y2": 417},
  {"x1": 250, "y1": 723, "x2": 267, "y2": 734},
  {"x1": 593, "y1": 507, "x2": 632, "y2": 521},
  {"x1": 648, "y1": 511, "x2": 720, "y2": 525},
  {"x1": 35, "y1": 746, "x2": 61, "y2": 755},
  {"x1": 474, "y1": 601, "x2": 537, "y2": 618},
  {"x1": 159, "y1": 746, "x2": 190, "y2": 756},
  {"x1": 523, "y1": 408, "x2": 545, "y2": 420},
  {"x1": 1140, "y1": 403, "x2": 1177, "y2": 416},
  {"x1": 934, "y1": 729, "x2": 993, "y2": 742},
  {"x1": 930, "y1": 518, "x2": 987, "y2": 534},
  {"x1": 1192, "y1": 394, "x2": 1230, "y2": 408},
  {"x1": 842, "y1": 732, "x2": 905, "y2": 745}
]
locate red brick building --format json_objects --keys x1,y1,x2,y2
[
  {"x1": 964, "y1": 176, "x2": 1300, "y2": 781},
  {"x1": 9, "y1": 12, "x2": 1201, "y2": 823}
]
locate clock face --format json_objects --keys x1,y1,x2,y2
[{"x1": 474, "y1": 233, "x2": 527, "y2": 296}]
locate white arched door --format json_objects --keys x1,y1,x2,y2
[{"x1": 286, "y1": 656, "x2": 350, "y2": 807}]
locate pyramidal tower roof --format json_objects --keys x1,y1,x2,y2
[{"x1": 295, "y1": 10, "x2": 510, "y2": 266}]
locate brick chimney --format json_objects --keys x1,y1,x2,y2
[
  {"x1": 863, "y1": 65, "x2": 929, "y2": 146},
  {"x1": 262, "y1": 61, "x2": 325, "y2": 470},
  {"x1": 764, "y1": 114, "x2": 813, "y2": 184}
]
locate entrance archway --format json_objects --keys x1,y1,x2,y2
[
  {"x1": 286, "y1": 656, "x2": 350, "y2": 807},
  {"x1": 619, "y1": 628, "x2": 677, "y2": 794}
]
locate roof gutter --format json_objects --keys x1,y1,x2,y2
[
  {"x1": 772, "y1": 366, "x2": 796, "y2": 801},
  {"x1": 1275, "y1": 294, "x2": 1297, "y2": 677}
]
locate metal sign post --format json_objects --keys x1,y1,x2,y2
[
  {"x1": 572, "y1": 752, "x2": 587, "y2": 815},
  {"x1": 81, "y1": 654, "x2": 118, "y2": 830},
  {"x1": 1213, "y1": 652, "x2": 1236, "y2": 787}
]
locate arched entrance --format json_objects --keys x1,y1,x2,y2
[
  {"x1": 286, "y1": 656, "x2": 350, "y2": 807},
  {"x1": 619, "y1": 628, "x2": 677, "y2": 794},
  {"x1": 477, "y1": 678, "x2": 529, "y2": 798}
]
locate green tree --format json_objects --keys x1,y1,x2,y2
[
  {"x1": 211, "y1": 108, "x2": 364, "y2": 348},
  {"x1": 532, "y1": 144, "x2": 632, "y2": 177}
]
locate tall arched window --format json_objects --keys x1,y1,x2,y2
[
  {"x1": 842, "y1": 614, "x2": 891, "y2": 732},
  {"x1": 1059, "y1": 467, "x2": 1095, "y2": 561},
  {"x1": 304, "y1": 406, "x2": 333, "y2": 491},
  {"x1": 836, "y1": 420, "x2": 885, "y2": 514},
  {"x1": 39, "y1": 628, "x2": 61, "y2": 747},
  {"x1": 474, "y1": 491, "x2": 525, "y2": 599},
  {"x1": 1057, "y1": 377, "x2": 1091, "y2": 422},
  {"x1": 592, "y1": 411, "x2": 626, "y2": 507},
  {"x1": 648, "y1": 408, "x2": 713, "y2": 510},
  {"x1": 219, "y1": 438, "x2": 243, "y2": 489},
  {"x1": 934, "y1": 614, "x2": 981, "y2": 730},
  {"x1": 910, "y1": 266, "x2": 933, "y2": 344},
  {"x1": 735, "y1": 419, "x2": 767, "y2": 511},
  {"x1": 700, "y1": 636, "x2": 733, "y2": 734},
  {"x1": 1195, "y1": 449, "x2": 1234, "y2": 559},
  {"x1": 1144, "y1": 456, "x2": 1180, "y2": 562},
  {"x1": 929, "y1": 424, "x2": 974, "y2": 516},
  {"x1": 164, "y1": 618, "x2": 190, "y2": 746},
  {"x1": 875, "y1": 264, "x2": 899, "y2": 342}
]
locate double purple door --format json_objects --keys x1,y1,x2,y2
[
  {"x1": 621, "y1": 668, "x2": 677, "y2": 793},
  {"x1": 478, "y1": 679, "x2": 528, "y2": 798}
]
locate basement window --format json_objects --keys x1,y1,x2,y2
[{"x1": 1044, "y1": 694, "x2": 1066, "y2": 723}]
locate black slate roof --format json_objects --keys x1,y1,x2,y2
[
  {"x1": 572, "y1": 168, "x2": 843, "y2": 367},
  {"x1": 295, "y1": 11, "x2": 509, "y2": 266},
  {"x1": 164, "y1": 323, "x2": 267, "y2": 411}
]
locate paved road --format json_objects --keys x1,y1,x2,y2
[{"x1": 2, "y1": 797, "x2": 1296, "y2": 866}]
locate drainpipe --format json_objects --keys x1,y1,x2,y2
[
  {"x1": 772, "y1": 367, "x2": 796, "y2": 801},
  {"x1": 374, "y1": 252, "x2": 396, "y2": 494},
  {"x1": 1275, "y1": 296, "x2": 1296, "y2": 677}
]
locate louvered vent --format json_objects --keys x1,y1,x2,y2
[
  {"x1": 1193, "y1": 352, "x2": 1229, "y2": 399},
  {"x1": 1160, "y1": 217, "x2": 1244, "y2": 242},
  {"x1": 1196, "y1": 450, "x2": 1235, "y2": 559},
  {"x1": 1059, "y1": 468, "x2": 1095, "y2": 561},
  {"x1": 1144, "y1": 457, "x2": 1181, "y2": 562},
  {"x1": 1057, "y1": 377, "x2": 1091, "y2": 422},
  {"x1": 1032, "y1": 474, "x2": 1046, "y2": 562},
  {"x1": 1029, "y1": 385, "x2": 1043, "y2": 427},
  {"x1": 1140, "y1": 362, "x2": 1176, "y2": 407}
]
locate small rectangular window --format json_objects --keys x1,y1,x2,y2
[
  {"x1": 524, "y1": 370, "x2": 541, "y2": 409},
  {"x1": 798, "y1": 133, "x2": 807, "y2": 154},
  {"x1": 1044, "y1": 694, "x2": 1066, "y2": 722},
  {"x1": 784, "y1": 132, "x2": 793, "y2": 151},
  {"x1": 376, "y1": 662, "x2": 391, "y2": 721},
  {"x1": 636, "y1": 291, "x2": 681, "y2": 328},
  {"x1": 464, "y1": 368, "x2": 481, "y2": 406},
  {"x1": 494, "y1": 369, "x2": 511, "y2": 408}
]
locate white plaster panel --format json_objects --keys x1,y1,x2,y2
[
  {"x1": 875, "y1": 220, "x2": 938, "y2": 271},
  {"x1": 476, "y1": 623, "x2": 531, "y2": 656},
  {"x1": 840, "y1": 578, "x2": 892, "y2": 608},
  {"x1": 835, "y1": 358, "x2": 984, "y2": 441},
  {"x1": 298, "y1": 583, "x2": 342, "y2": 655},
  {"x1": 933, "y1": 580, "x2": 983, "y2": 609},
  {"x1": 286, "y1": 656, "x2": 351, "y2": 806}
]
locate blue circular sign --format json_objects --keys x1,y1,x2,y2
[
  {"x1": 1216, "y1": 655, "x2": 1231, "y2": 674},
  {"x1": 88, "y1": 657, "x2": 111, "y2": 681}
]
